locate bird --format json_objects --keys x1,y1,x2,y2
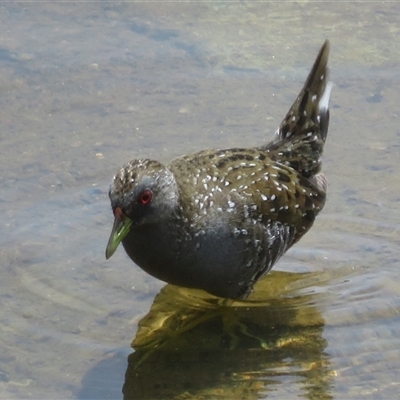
[{"x1": 105, "y1": 40, "x2": 332, "y2": 300}]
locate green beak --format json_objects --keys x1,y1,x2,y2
[{"x1": 105, "y1": 214, "x2": 133, "y2": 259}]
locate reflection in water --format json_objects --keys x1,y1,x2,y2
[{"x1": 123, "y1": 272, "x2": 334, "y2": 399}]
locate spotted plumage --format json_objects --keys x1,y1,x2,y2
[{"x1": 106, "y1": 40, "x2": 332, "y2": 299}]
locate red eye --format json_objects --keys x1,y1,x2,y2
[{"x1": 138, "y1": 189, "x2": 152, "y2": 205}]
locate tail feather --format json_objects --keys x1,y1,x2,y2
[{"x1": 264, "y1": 40, "x2": 332, "y2": 178}]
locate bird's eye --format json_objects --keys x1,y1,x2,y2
[{"x1": 138, "y1": 189, "x2": 153, "y2": 205}]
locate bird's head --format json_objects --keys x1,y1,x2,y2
[{"x1": 105, "y1": 159, "x2": 179, "y2": 259}]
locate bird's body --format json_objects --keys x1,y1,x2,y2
[{"x1": 106, "y1": 41, "x2": 332, "y2": 299}]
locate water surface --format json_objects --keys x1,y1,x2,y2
[{"x1": 1, "y1": 2, "x2": 400, "y2": 399}]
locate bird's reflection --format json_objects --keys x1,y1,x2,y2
[{"x1": 123, "y1": 271, "x2": 334, "y2": 400}]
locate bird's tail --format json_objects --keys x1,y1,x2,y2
[{"x1": 264, "y1": 40, "x2": 332, "y2": 178}]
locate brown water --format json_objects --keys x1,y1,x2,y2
[{"x1": 1, "y1": 2, "x2": 400, "y2": 399}]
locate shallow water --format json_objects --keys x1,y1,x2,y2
[{"x1": 1, "y1": 2, "x2": 400, "y2": 399}]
